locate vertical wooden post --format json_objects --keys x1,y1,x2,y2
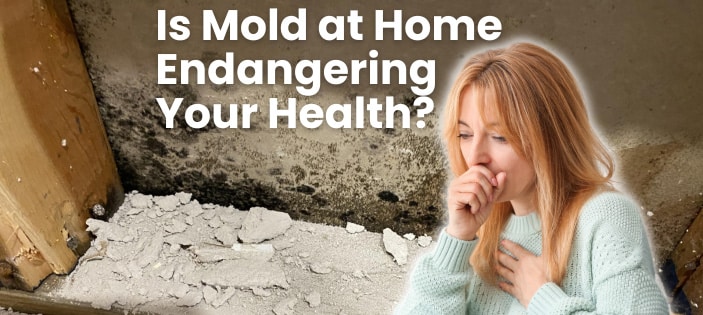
[{"x1": 0, "y1": 0, "x2": 123, "y2": 290}]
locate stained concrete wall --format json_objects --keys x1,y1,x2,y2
[{"x1": 65, "y1": 0, "x2": 703, "y2": 262}]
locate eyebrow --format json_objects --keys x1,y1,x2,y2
[{"x1": 458, "y1": 120, "x2": 499, "y2": 128}]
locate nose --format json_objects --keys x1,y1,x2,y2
[{"x1": 464, "y1": 136, "x2": 490, "y2": 167}]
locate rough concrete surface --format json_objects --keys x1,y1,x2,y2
[
  {"x1": 62, "y1": 0, "x2": 703, "y2": 266},
  {"x1": 44, "y1": 192, "x2": 431, "y2": 314}
]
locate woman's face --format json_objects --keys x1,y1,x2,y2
[{"x1": 458, "y1": 87, "x2": 537, "y2": 210}]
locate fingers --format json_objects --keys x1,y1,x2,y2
[
  {"x1": 449, "y1": 166, "x2": 498, "y2": 212},
  {"x1": 496, "y1": 249, "x2": 518, "y2": 271},
  {"x1": 495, "y1": 260, "x2": 515, "y2": 282},
  {"x1": 501, "y1": 239, "x2": 532, "y2": 258},
  {"x1": 498, "y1": 280, "x2": 514, "y2": 296}
]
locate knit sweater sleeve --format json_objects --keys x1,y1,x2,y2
[
  {"x1": 527, "y1": 192, "x2": 669, "y2": 315},
  {"x1": 394, "y1": 230, "x2": 477, "y2": 315}
]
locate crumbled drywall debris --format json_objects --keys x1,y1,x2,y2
[
  {"x1": 174, "y1": 192, "x2": 192, "y2": 205},
  {"x1": 137, "y1": 233, "x2": 164, "y2": 268},
  {"x1": 310, "y1": 263, "x2": 332, "y2": 274},
  {"x1": 211, "y1": 287, "x2": 237, "y2": 308},
  {"x1": 383, "y1": 228, "x2": 408, "y2": 265},
  {"x1": 403, "y1": 233, "x2": 416, "y2": 240},
  {"x1": 239, "y1": 207, "x2": 293, "y2": 243},
  {"x1": 130, "y1": 193, "x2": 152, "y2": 208},
  {"x1": 345, "y1": 222, "x2": 365, "y2": 234},
  {"x1": 252, "y1": 287, "x2": 272, "y2": 297},
  {"x1": 202, "y1": 285, "x2": 218, "y2": 304},
  {"x1": 187, "y1": 260, "x2": 289, "y2": 289},
  {"x1": 175, "y1": 290, "x2": 202, "y2": 307},
  {"x1": 213, "y1": 226, "x2": 237, "y2": 246},
  {"x1": 417, "y1": 235, "x2": 433, "y2": 247},
  {"x1": 273, "y1": 297, "x2": 298, "y2": 315},
  {"x1": 155, "y1": 195, "x2": 180, "y2": 212},
  {"x1": 51, "y1": 192, "x2": 426, "y2": 314},
  {"x1": 305, "y1": 291, "x2": 321, "y2": 307}
]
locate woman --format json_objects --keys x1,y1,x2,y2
[{"x1": 395, "y1": 43, "x2": 669, "y2": 314}]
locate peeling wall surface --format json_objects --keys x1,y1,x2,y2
[{"x1": 65, "y1": 0, "x2": 703, "y2": 261}]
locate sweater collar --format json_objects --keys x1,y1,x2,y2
[{"x1": 503, "y1": 211, "x2": 541, "y2": 236}]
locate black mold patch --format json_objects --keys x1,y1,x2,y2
[
  {"x1": 294, "y1": 185, "x2": 315, "y2": 195},
  {"x1": 378, "y1": 191, "x2": 400, "y2": 203},
  {"x1": 173, "y1": 170, "x2": 287, "y2": 211}
]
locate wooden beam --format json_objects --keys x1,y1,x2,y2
[{"x1": 0, "y1": 0, "x2": 123, "y2": 290}]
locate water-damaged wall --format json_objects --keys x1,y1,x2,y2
[{"x1": 66, "y1": 0, "x2": 703, "y2": 262}]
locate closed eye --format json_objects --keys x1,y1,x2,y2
[
  {"x1": 492, "y1": 136, "x2": 507, "y2": 143},
  {"x1": 458, "y1": 133, "x2": 473, "y2": 140}
]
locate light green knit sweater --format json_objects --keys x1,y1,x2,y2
[{"x1": 395, "y1": 192, "x2": 669, "y2": 314}]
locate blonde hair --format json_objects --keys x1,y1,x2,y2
[{"x1": 441, "y1": 43, "x2": 614, "y2": 285}]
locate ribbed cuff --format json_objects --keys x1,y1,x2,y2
[
  {"x1": 527, "y1": 282, "x2": 568, "y2": 315},
  {"x1": 431, "y1": 229, "x2": 477, "y2": 273}
]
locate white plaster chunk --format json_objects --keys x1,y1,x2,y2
[
  {"x1": 202, "y1": 285, "x2": 218, "y2": 305},
  {"x1": 164, "y1": 234, "x2": 194, "y2": 247},
  {"x1": 155, "y1": 195, "x2": 180, "y2": 212},
  {"x1": 298, "y1": 252, "x2": 310, "y2": 258},
  {"x1": 168, "y1": 282, "x2": 191, "y2": 299},
  {"x1": 202, "y1": 203, "x2": 216, "y2": 209},
  {"x1": 182, "y1": 201, "x2": 203, "y2": 217},
  {"x1": 208, "y1": 215, "x2": 223, "y2": 228},
  {"x1": 176, "y1": 290, "x2": 203, "y2": 307},
  {"x1": 403, "y1": 233, "x2": 416, "y2": 240},
  {"x1": 231, "y1": 243, "x2": 275, "y2": 261},
  {"x1": 252, "y1": 287, "x2": 272, "y2": 297},
  {"x1": 417, "y1": 235, "x2": 433, "y2": 247},
  {"x1": 383, "y1": 228, "x2": 408, "y2": 265},
  {"x1": 130, "y1": 193, "x2": 153, "y2": 208},
  {"x1": 202, "y1": 210, "x2": 217, "y2": 220},
  {"x1": 310, "y1": 263, "x2": 332, "y2": 274},
  {"x1": 211, "y1": 287, "x2": 237, "y2": 308},
  {"x1": 188, "y1": 260, "x2": 289, "y2": 289},
  {"x1": 136, "y1": 233, "x2": 164, "y2": 268},
  {"x1": 175, "y1": 191, "x2": 192, "y2": 205},
  {"x1": 192, "y1": 244, "x2": 274, "y2": 263},
  {"x1": 239, "y1": 207, "x2": 292, "y2": 243},
  {"x1": 126, "y1": 207, "x2": 144, "y2": 216},
  {"x1": 191, "y1": 245, "x2": 240, "y2": 263},
  {"x1": 220, "y1": 210, "x2": 247, "y2": 228},
  {"x1": 305, "y1": 291, "x2": 321, "y2": 307},
  {"x1": 345, "y1": 222, "x2": 366, "y2": 234},
  {"x1": 165, "y1": 218, "x2": 188, "y2": 234},
  {"x1": 86, "y1": 219, "x2": 134, "y2": 243},
  {"x1": 271, "y1": 238, "x2": 295, "y2": 251},
  {"x1": 273, "y1": 297, "x2": 298, "y2": 315},
  {"x1": 214, "y1": 226, "x2": 237, "y2": 246},
  {"x1": 158, "y1": 264, "x2": 175, "y2": 280}
]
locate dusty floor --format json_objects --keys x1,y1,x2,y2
[
  {"x1": 0, "y1": 191, "x2": 694, "y2": 314},
  {"x1": 42, "y1": 192, "x2": 432, "y2": 314}
]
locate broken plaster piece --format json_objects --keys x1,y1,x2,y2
[
  {"x1": 155, "y1": 195, "x2": 180, "y2": 212},
  {"x1": 345, "y1": 222, "x2": 366, "y2": 234},
  {"x1": 176, "y1": 290, "x2": 203, "y2": 307},
  {"x1": 212, "y1": 287, "x2": 237, "y2": 308},
  {"x1": 239, "y1": 207, "x2": 292, "y2": 243},
  {"x1": 273, "y1": 297, "x2": 298, "y2": 315},
  {"x1": 175, "y1": 191, "x2": 192, "y2": 205},
  {"x1": 417, "y1": 235, "x2": 433, "y2": 247},
  {"x1": 203, "y1": 285, "x2": 218, "y2": 305},
  {"x1": 252, "y1": 287, "x2": 272, "y2": 297},
  {"x1": 305, "y1": 291, "x2": 321, "y2": 307},
  {"x1": 187, "y1": 260, "x2": 289, "y2": 289},
  {"x1": 383, "y1": 228, "x2": 408, "y2": 266}
]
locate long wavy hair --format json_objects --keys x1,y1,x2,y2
[{"x1": 441, "y1": 43, "x2": 614, "y2": 285}]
